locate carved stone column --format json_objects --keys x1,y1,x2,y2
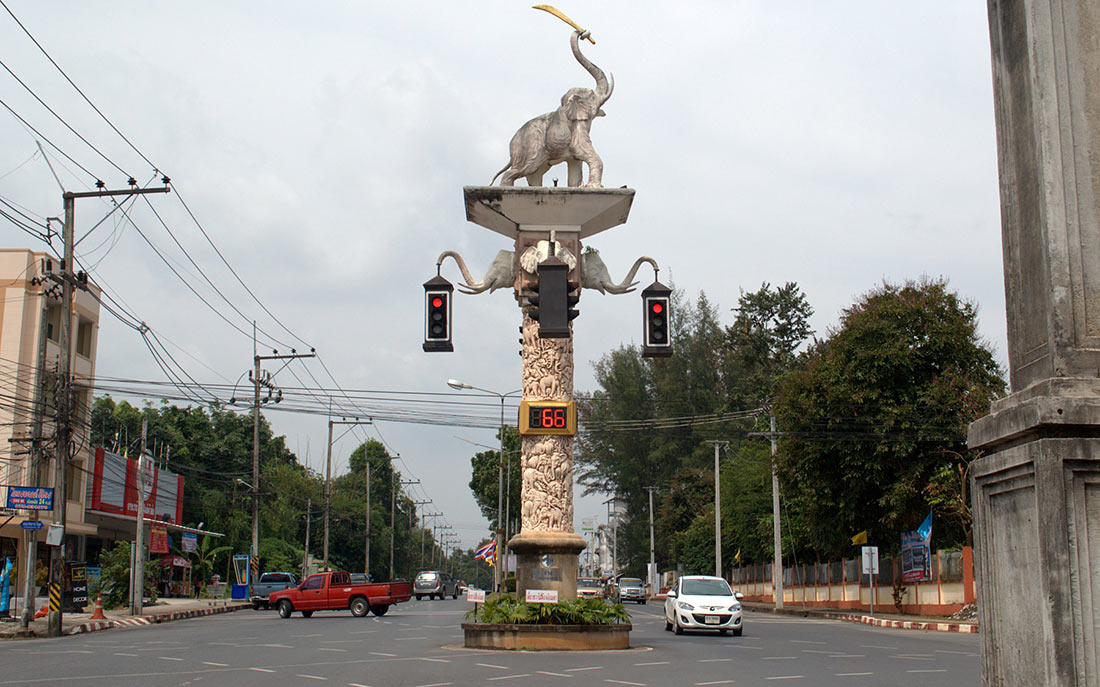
[{"x1": 969, "y1": 2, "x2": 1100, "y2": 684}]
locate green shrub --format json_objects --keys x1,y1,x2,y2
[
  {"x1": 98, "y1": 541, "x2": 159, "y2": 609},
  {"x1": 467, "y1": 595, "x2": 630, "y2": 625}
]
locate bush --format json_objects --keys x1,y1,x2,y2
[
  {"x1": 98, "y1": 541, "x2": 159, "y2": 609},
  {"x1": 467, "y1": 595, "x2": 630, "y2": 625}
]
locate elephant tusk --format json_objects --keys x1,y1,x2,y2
[
  {"x1": 605, "y1": 257, "x2": 657, "y2": 294},
  {"x1": 437, "y1": 250, "x2": 487, "y2": 293}
]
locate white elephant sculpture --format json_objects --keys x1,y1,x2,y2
[
  {"x1": 491, "y1": 31, "x2": 613, "y2": 188},
  {"x1": 580, "y1": 248, "x2": 658, "y2": 295},
  {"x1": 437, "y1": 250, "x2": 515, "y2": 294}
]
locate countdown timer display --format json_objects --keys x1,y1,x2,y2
[{"x1": 518, "y1": 400, "x2": 577, "y2": 436}]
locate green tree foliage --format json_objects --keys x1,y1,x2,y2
[
  {"x1": 97, "y1": 540, "x2": 157, "y2": 609},
  {"x1": 773, "y1": 279, "x2": 1004, "y2": 558},
  {"x1": 467, "y1": 427, "x2": 521, "y2": 535}
]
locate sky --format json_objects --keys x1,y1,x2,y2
[{"x1": 0, "y1": 2, "x2": 1006, "y2": 549}]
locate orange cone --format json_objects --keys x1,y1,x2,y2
[
  {"x1": 89, "y1": 594, "x2": 107, "y2": 621},
  {"x1": 33, "y1": 605, "x2": 47, "y2": 619}
]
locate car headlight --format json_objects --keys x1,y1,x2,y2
[
  {"x1": 677, "y1": 601, "x2": 695, "y2": 611},
  {"x1": 728, "y1": 603, "x2": 741, "y2": 612}
]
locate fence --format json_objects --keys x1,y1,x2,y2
[{"x1": 731, "y1": 546, "x2": 975, "y2": 616}]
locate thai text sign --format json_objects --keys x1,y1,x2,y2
[
  {"x1": 150, "y1": 523, "x2": 170, "y2": 554},
  {"x1": 525, "y1": 589, "x2": 558, "y2": 604},
  {"x1": 6, "y1": 486, "x2": 53, "y2": 510},
  {"x1": 467, "y1": 588, "x2": 486, "y2": 603},
  {"x1": 181, "y1": 532, "x2": 197, "y2": 553}
]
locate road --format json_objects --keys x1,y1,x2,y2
[{"x1": 0, "y1": 598, "x2": 979, "y2": 686}]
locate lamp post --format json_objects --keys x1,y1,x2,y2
[{"x1": 447, "y1": 380, "x2": 520, "y2": 594}]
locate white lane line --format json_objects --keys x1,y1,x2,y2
[
  {"x1": 936, "y1": 650, "x2": 978, "y2": 656},
  {"x1": 114, "y1": 653, "x2": 138, "y2": 657},
  {"x1": 319, "y1": 648, "x2": 348, "y2": 652},
  {"x1": 487, "y1": 675, "x2": 531, "y2": 681},
  {"x1": 763, "y1": 678, "x2": 804, "y2": 681},
  {"x1": 297, "y1": 676, "x2": 328, "y2": 681},
  {"x1": 835, "y1": 673, "x2": 873, "y2": 677},
  {"x1": 908, "y1": 670, "x2": 948, "y2": 673},
  {"x1": 350, "y1": 630, "x2": 377, "y2": 634},
  {"x1": 699, "y1": 658, "x2": 733, "y2": 663},
  {"x1": 800, "y1": 650, "x2": 836, "y2": 655},
  {"x1": 394, "y1": 636, "x2": 429, "y2": 640},
  {"x1": 421, "y1": 658, "x2": 450, "y2": 663},
  {"x1": 299, "y1": 633, "x2": 323, "y2": 638},
  {"x1": 860, "y1": 645, "x2": 897, "y2": 650},
  {"x1": 890, "y1": 655, "x2": 936, "y2": 661},
  {"x1": 158, "y1": 657, "x2": 184, "y2": 661},
  {"x1": 565, "y1": 667, "x2": 603, "y2": 672},
  {"x1": 410, "y1": 684, "x2": 452, "y2": 687},
  {"x1": 695, "y1": 682, "x2": 735, "y2": 686},
  {"x1": 370, "y1": 652, "x2": 397, "y2": 657},
  {"x1": 761, "y1": 657, "x2": 797, "y2": 660},
  {"x1": 349, "y1": 683, "x2": 372, "y2": 687},
  {"x1": 537, "y1": 671, "x2": 572, "y2": 677},
  {"x1": 605, "y1": 681, "x2": 647, "y2": 686},
  {"x1": 635, "y1": 661, "x2": 670, "y2": 666},
  {"x1": 477, "y1": 663, "x2": 509, "y2": 669},
  {"x1": 828, "y1": 654, "x2": 865, "y2": 658},
  {"x1": 249, "y1": 668, "x2": 276, "y2": 673},
  {"x1": 203, "y1": 662, "x2": 229, "y2": 667},
  {"x1": 790, "y1": 640, "x2": 826, "y2": 645}
]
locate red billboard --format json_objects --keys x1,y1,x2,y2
[{"x1": 89, "y1": 447, "x2": 184, "y2": 524}]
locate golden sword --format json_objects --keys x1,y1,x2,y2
[{"x1": 532, "y1": 4, "x2": 596, "y2": 44}]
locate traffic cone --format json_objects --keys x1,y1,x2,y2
[
  {"x1": 89, "y1": 594, "x2": 107, "y2": 621},
  {"x1": 33, "y1": 605, "x2": 47, "y2": 619}
]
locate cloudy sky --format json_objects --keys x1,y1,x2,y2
[{"x1": 0, "y1": 2, "x2": 1005, "y2": 548}]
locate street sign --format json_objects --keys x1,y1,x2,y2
[
  {"x1": 20, "y1": 520, "x2": 43, "y2": 530},
  {"x1": 467, "y1": 588, "x2": 486, "y2": 603},
  {"x1": 525, "y1": 589, "x2": 559, "y2": 604},
  {"x1": 861, "y1": 546, "x2": 879, "y2": 575},
  {"x1": 5, "y1": 486, "x2": 53, "y2": 510}
]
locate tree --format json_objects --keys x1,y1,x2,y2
[
  {"x1": 467, "y1": 426, "x2": 521, "y2": 533},
  {"x1": 773, "y1": 279, "x2": 1004, "y2": 558}
]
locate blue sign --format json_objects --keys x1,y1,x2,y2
[
  {"x1": 20, "y1": 520, "x2": 44, "y2": 530},
  {"x1": 6, "y1": 486, "x2": 53, "y2": 510}
]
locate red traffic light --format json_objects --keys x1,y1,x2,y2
[
  {"x1": 651, "y1": 302, "x2": 663, "y2": 314},
  {"x1": 432, "y1": 296, "x2": 443, "y2": 308}
]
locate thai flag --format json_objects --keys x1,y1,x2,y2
[{"x1": 474, "y1": 540, "x2": 496, "y2": 563}]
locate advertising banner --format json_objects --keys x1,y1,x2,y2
[
  {"x1": 88, "y1": 448, "x2": 184, "y2": 524},
  {"x1": 5, "y1": 486, "x2": 54, "y2": 510},
  {"x1": 181, "y1": 532, "x2": 198, "y2": 553},
  {"x1": 150, "y1": 523, "x2": 170, "y2": 554},
  {"x1": 901, "y1": 510, "x2": 933, "y2": 583}
]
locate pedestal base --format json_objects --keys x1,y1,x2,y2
[
  {"x1": 508, "y1": 531, "x2": 586, "y2": 600},
  {"x1": 968, "y1": 379, "x2": 1100, "y2": 686}
]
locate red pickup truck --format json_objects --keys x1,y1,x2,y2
[{"x1": 269, "y1": 571, "x2": 412, "y2": 618}]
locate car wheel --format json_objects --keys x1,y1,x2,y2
[
  {"x1": 301, "y1": 610, "x2": 314, "y2": 618},
  {"x1": 371, "y1": 604, "x2": 389, "y2": 617},
  {"x1": 732, "y1": 627, "x2": 743, "y2": 637},
  {"x1": 350, "y1": 597, "x2": 369, "y2": 617},
  {"x1": 415, "y1": 594, "x2": 422, "y2": 601},
  {"x1": 640, "y1": 599, "x2": 646, "y2": 605},
  {"x1": 277, "y1": 600, "x2": 293, "y2": 619},
  {"x1": 252, "y1": 602, "x2": 261, "y2": 611},
  {"x1": 664, "y1": 615, "x2": 672, "y2": 632},
  {"x1": 674, "y1": 618, "x2": 684, "y2": 635},
  {"x1": 452, "y1": 590, "x2": 458, "y2": 599}
]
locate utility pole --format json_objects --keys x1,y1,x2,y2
[
  {"x1": 706, "y1": 441, "x2": 729, "y2": 579},
  {"x1": 436, "y1": 525, "x2": 453, "y2": 570},
  {"x1": 49, "y1": 183, "x2": 169, "y2": 637},
  {"x1": 302, "y1": 498, "x2": 312, "y2": 580},
  {"x1": 250, "y1": 342, "x2": 315, "y2": 581},
  {"x1": 644, "y1": 486, "x2": 657, "y2": 591},
  {"x1": 130, "y1": 419, "x2": 148, "y2": 616},
  {"x1": 409, "y1": 500, "x2": 431, "y2": 578},
  {"x1": 359, "y1": 448, "x2": 391, "y2": 579},
  {"x1": 320, "y1": 416, "x2": 371, "y2": 572},
  {"x1": 749, "y1": 415, "x2": 785, "y2": 609},
  {"x1": 393, "y1": 478, "x2": 419, "y2": 580},
  {"x1": 422, "y1": 512, "x2": 442, "y2": 571}
]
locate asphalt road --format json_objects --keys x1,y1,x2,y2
[{"x1": 0, "y1": 598, "x2": 979, "y2": 686}]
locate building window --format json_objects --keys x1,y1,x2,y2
[
  {"x1": 45, "y1": 305, "x2": 61, "y2": 342},
  {"x1": 76, "y1": 318, "x2": 93, "y2": 358}
]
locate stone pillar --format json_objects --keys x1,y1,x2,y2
[
  {"x1": 969, "y1": 2, "x2": 1100, "y2": 685},
  {"x1": 509, "y1": 314, "x2": 586, "y2": 599}
]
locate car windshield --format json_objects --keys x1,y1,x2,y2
[
  {"x1": 619, "y1": 578, "x2": 642, "y2": 587},
  {"x1": 681, "y1": 579, "x2": 733, "y2": 596},
  {"x1": 416, "y1": 572, "x2": 438, "y2": 581},
  {"x1": 578, "y1": 579, "x2": 601, "y2": 588}
]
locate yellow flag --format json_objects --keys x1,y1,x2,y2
[
  {"x1": 851, "y1": 530, "x2": 868, "y2": 546},
  {"x1": 734, "y1": 548, "x2": 742, "y2": 564}
]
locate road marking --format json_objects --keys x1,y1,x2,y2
[
  {"x1": 605, "y1": 681, "x2": 647, "y2": 686},
  {"x1": 908, "y1": 670, "x2": 948, "y2": 673},
  {"x1": 835, "y1": 673, "x2": 873, "y2": 677},
  {"x1": 699, "y1": 658, "x2": 733, "y2": 663},
  {"x1": 762, "y1": 657, "x2": 797, "y2": 660},
  {"x1": 299, "y1": 633, "x2": 323, "y2": 638},
  {"x1": 421, "y1": 658, "x2": 450, "y2": 663},
  {"x1": 114, "y1": 653, "x2": 138, "y2": 657},
  {"x1": 763, "y1": 677, "x2": 804, "y2": 681},
  {"x1": 249, "y1": 667, "x2": 276, "y2": 673},
  {"x1": 477, "y1": 664, "x2": 509, "y2": 669},
  {"x1": 487, "y1": 675, "x2": 531, "y2": 681},
  {"x1": 350, "y1": 630, "x2": 377, "y2": 634},
  {"x1": 936, "y1": 650, "x2": 978, "y2": 656},
  {"x1": 860, "y1": 645, "x2": 897, "y2": 650},
  {"x1": 537, "y1": 671, "x2": 572, "y2": 677},
  {"x1": 319, "y1": 648, "x2": 348, "y2": 652},
  {"x1": 565, "y1": 667, "x2": 603, "y2": 672},
  {"x1": 410, "y1": 684, "x2": 452, "y2": 687},
  {"x1": 348, "y1": 683, "x2": 372, "y2": 687},
  {"x1": 890, "y1": 654, "x2": 936, "y2": 661},
  {"x1": 158, "y1": 657, "x2": 184, "y2": 661},
  {"x1": 394, "y1": 636, "x2": 429, "y2": 640},
  {"x1": 297, "y1": 675, "x2": 328, "y2": 681},
  {"x1": 203, "y1": 662, "x2": 229, "y2": 666},
  {"x1": 695, "y1": 682, "x2": 735, "y2": 686},
  {"x1": 790, "y1": 640, "x2": 825, "y2": 644},
  {"x1": 634, "y1": 661, "x2": 669, "y2": 666},
  {"x1": 370, "y1": 651, "x2": 397, "y2": 657},
  {"x1": 800, "y1": 650, "x2": 836, "y2": 654},
  {"x1": 828, "y1": 654, "x2": 865, "y2": 658}
]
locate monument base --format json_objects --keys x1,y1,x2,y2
[
  {"x1": 508, "y1": 531, "x2": 586, "y2": 600},
  {"x1": 462, "y1": 622, "x2": 631, "y2": 651},
  {"x1": 968, "y1": 378, "x2": 1100, "y2": 687}
]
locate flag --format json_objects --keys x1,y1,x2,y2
[
  {"x1": 734, "y1": 548, "x2": 742, "y2": 565},
  {"x1": 851, "y1": 530, "x2": 868, "y2": 546},
  {"x1": 474, "y1": 540, "x2": 496, "y2": 564},
  {"x1": 917, "y1": 509, "x2": 933, "y2": 542}
]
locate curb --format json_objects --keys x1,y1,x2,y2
[
  {"x1": 822, "y1": 612, "x2": 979, "y2": 633},
  {"x1": 66, "y1": 603, "x2": 249, "y2": 636}
]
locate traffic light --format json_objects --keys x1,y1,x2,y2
[
  {"x1": 423, "y1": 275, "x2": 454, "y2": 352},
  {"x1": 528, "y1": 256, "x2": 571, "y2": 338},
  {"x1": 642, "y1": 280, "x2": 672, "y2": 358}
]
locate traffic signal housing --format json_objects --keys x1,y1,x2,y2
[
  {"x1": 423, "y1": 275, "x2": 454, "y2": 352},
  {"x1": 642, "y1": 280, "x2": 672, "y2": 358},
  {"x1": 528, "y1": 256, "x2": 572, "y2": 338}
]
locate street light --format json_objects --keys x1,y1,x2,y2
[{"x1": 447, "y1": 379, "x2": 521, "y2": 594}]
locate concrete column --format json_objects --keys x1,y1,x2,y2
[{"x1": 970, "y1": 1, "x2": 1100, "y2": 684}]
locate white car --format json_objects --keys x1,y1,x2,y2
[{"x1": 664, "y1": 575, "x2": 744, "y2": 636}]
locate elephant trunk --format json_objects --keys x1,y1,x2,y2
[{"x1": 571, "y1": 31, "x2": 612, "y2": 106}]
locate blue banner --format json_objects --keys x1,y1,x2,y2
[
  {"x1": 0, "y1": 557, "x2": 11, "y2": 613},
  {"x1": 6, "y1": 486, "x2": 53, "y2": 510}
]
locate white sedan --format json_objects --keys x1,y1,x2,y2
[{"x1": 664, "y1": 575, "x2": 744, "y2": 636}]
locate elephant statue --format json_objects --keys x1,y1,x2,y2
[
  {"x1": 491, "y1": 30, "x2": 613, "y2": 188},
  {"x1": 437, "y1": 249, "x2": 515, "y2": 294},
  {"x1": 580, "y1": 248, "x2": 658, "y2": 295}
]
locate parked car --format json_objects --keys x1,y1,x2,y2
[
  {"x1": 577, "y1": 577, "x2": 604, "y2": 599},
  {"x1": 617, "y1": 577, "x2": 647, "y2": 604},
  {"x1": 414, "y1": 570, "x2": 458, "y2": 600},
  {"x1": 250, "y1": 572, "x2": 298, "y2": 610},
  {"x1": 269, "y1": 570, "x2": 412, "y2": 618},
  {"x1": 663, "y1": 575, "x2": 744, "y2": 636}
]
